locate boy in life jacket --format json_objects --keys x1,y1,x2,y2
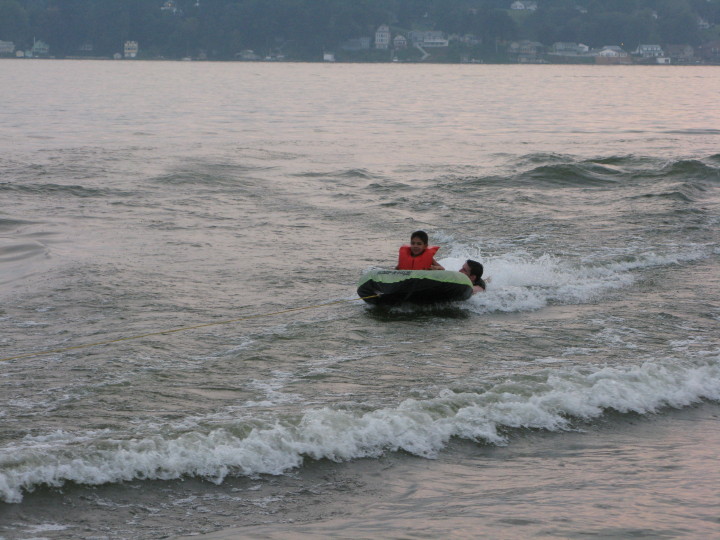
[{"x1": 396, "y1": 231, "x2": 445, "y2": 270}]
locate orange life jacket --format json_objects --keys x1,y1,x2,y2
[{"x1": 397, "y1": 245, "x2": 440, "y2": 270}]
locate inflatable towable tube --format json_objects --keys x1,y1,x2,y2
[{"x1": 357, "y1": 270, "x2": 473, "y2": 305}]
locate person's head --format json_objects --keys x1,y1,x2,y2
[
  {"x1": 460, "y1": 259, "x2": 483, "y2": 280},
  {"x1": 409, "y1": 230, "x2": 429, "y2": 256}
]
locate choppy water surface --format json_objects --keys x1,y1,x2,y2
[{"x1": 1, "y1": 61, "x2": 719, "y2": 539}]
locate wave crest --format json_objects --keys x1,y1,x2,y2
[{"x1": 1, "y1": 358, "x2": 718, "y2": 503}]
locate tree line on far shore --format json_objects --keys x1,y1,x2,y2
[{"x1": 1, "y1": 0, "x2": 719, "y2": 60}]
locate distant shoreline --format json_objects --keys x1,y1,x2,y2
[{"x1": 2, "y1": 56, "x2": 718, "y2": 66}]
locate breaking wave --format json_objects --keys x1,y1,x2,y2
[{"x1": 1, "y1": 357, "x2": 718, "y2": 503}]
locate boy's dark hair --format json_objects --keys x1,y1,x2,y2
[
  {"x1": 466, "y1": 260, "x2": 484, "y2": 278},
  {"x1": 411, "y1": 230, "x2": 429, "y2": 244}
]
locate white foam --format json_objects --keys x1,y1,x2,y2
[
  {"x1": 438, "y1": 243, "x2": 712, "y2": 314},
  {"x1": 16, "y1": 320, "x2": 47, "y2": 328},
  {"x1": 26, "y1": 523, "x2": 69, "y2": 532},
  {"x1": 1, "y1": 356, "x2": 718, "y2": 503},
  {"x1": 243, "y1": 371, "x2": 302, "y2": 407}
]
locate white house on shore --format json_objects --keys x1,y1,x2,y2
[
  {"x1": 634, "y1": 44, "x2": 664, "y2": 57},
  {"x1": 594, "y1": 45, "x2": 632, "y2": 64},
  {"x1": 29, "y1": 39, "x2": 50, "y2": 57},
  {"x1": 375, "y1": 25, "x2": 390, "y2": 49},
  {"x1": 511, "y1": 1, "x2": 537, "y2": 10},
  {"x1": 421, "y1": 31, "x2": 449, "y2": 47},
  {"x1": 124, "y1": 41, "x2": 139, "y2": 58},
  {"x1": 0, "y1": 40, "x2": 14, "y2": 55},
  {"x1": 550, "y1": 42, "x2": 589, "y2": 55},
  {"x1": 596, "y1": 46, "x2": 628, "y2": 57},
  {"x1": 408, "y1": 30, "x2": 449, "y2": 48}
]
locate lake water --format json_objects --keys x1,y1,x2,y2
[{"x1": 1, "y1": 60, "x2": 719, "y2": 539}]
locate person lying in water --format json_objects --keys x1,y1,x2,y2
[
  {"x1": 396, "y1": 230, "x2": 445, "y2": 270},
  {"x1": 460, "y1": 259, "x2": 487, "y2": 293}
]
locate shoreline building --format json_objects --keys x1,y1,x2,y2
[
  {"x1": 124, "y1": 41, "x2": 139, "y2": 58},
  {"x1": 375, "y1": 25, "x2": 391, "y2": 50},
  {"x1": 0, "y1": 40, "x2": 15, "y2": 55}
]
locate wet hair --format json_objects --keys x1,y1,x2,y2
[
  {"x1": 410, "y1": 230, "x2": 429, "y2": 245},
  {"x1": 466, "y1": 259, "x2": 486, "y2": 289}
]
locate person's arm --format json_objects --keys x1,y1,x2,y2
[
  {"x1": 430, "y1": 258, "x2": 444, "y2": 270},
  {"x1": 472, "y1": 276, "x2": 487, "y2": 293}
]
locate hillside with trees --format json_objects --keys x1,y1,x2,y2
[{"x1": 1, "y1": 0, "x2": 719, "y2": 61}]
